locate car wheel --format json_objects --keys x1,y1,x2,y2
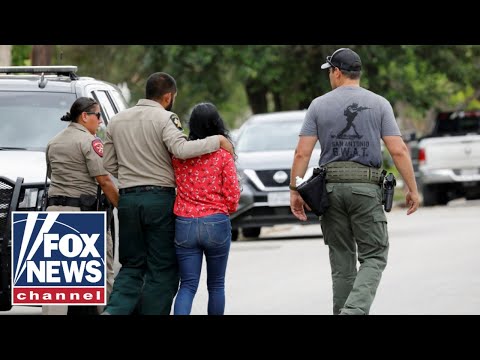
[
  {"x1": 0, "y1": 289, "x2": 12, "y2": 311},
  {"x1": 242, "y1": 227, "x2": 261, "y2": 238},
  {"x1": 231, "y1": 229, "x2": 239, "y2": 241},
  {"x1": 422, "y1": 185, "x2": 438, "y2": 206}
]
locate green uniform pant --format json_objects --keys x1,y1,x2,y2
[
  {"x1": 105, "y1": 187, "x2": 179, "y2": 315},
  {"x1": 320, "y1": 182, "x2": 389, "y2": 315}
]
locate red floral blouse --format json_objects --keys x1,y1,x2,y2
[{"x1": 172, "y1": 148, "x2": 241, "y2": 217}]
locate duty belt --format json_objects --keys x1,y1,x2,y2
[
  {"x1": 48, "y1": 196, "x2": 82, "y2": 207},
  {"x1": 119, "y1": 185, "x2": 175, "y2": 195},
  {"x1": 325, "y1": 161, "x2": 382, "y2": 184}
]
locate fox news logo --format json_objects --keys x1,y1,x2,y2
[{"x1": 11, "y1": 212, "x2": 106, "y2": 306}]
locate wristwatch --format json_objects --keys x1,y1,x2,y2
[{"x1": 289, "y1": 184, "x2": 298, "y2": 191}]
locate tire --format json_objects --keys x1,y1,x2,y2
[
  {"x1": 0, "y1": 286, "x2": 12, "y2": 311},
  {"x1": 242, "y1": 227, "x2": 261, "y2": 238},
  {"x1": 231, "y1": 229, "x2": 239, "y2": 242},
  {"x1": 436, "y1": 192, "x2": 449, "y2": 205},
  {"x1": 0, "y1": 296, "x2": 12, "y2": 311},
  {"x1": 466, "y1": 193, "x2": 480, "y2": 200},
  {"x1": 422, "y1": 185, "x2": 438, "y2": 207},
  {"x1": 0, "y1": 249, "x2": 12, "y2": 311},
  {"x1": 422, "y1": 185, "x2": 449, "y2": 206}
]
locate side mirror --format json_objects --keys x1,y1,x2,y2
[{"x1": 402, "y1": 130, "x2": 417, "y2": 143}]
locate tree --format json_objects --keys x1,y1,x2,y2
[
  {"x1": 31, "y1": 45, "x2": 53, "y2": 66},
  {"x1": 43, "y1": 45, "x2": 480, "y2": 134}
]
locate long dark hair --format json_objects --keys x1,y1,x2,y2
[
  {"x1": 188, "y1": 102, "x2": 235, "y2": 156},
  {"x1": 60, "y1": 97, "x2": 98, "y2": 122}
]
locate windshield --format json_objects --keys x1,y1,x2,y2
[
  {"x1": 435, "y1": 112, "x2": 480, "y2": 136},
  {"x1": 0, "y1": 91, "x2": 76, "y2": 150},
  {"x1": 236, "y1": 120, "x2": 317, "y2": 152}
]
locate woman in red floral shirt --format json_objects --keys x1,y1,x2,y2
[{"x1": 172, "y1": 102, "x2": 240, "y2": 315}]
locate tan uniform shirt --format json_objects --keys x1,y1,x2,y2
[
  {"x1": 103, "y1": 99, "x2": 220, "y2": 189},
  {"x1": 46, "y1": 122, "x2": 107, "y2": 197}
]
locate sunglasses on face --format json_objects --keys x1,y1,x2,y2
[{"x1": 85, "y1": 111, "x2": 101, "y2": 120}]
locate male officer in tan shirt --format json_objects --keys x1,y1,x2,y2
[{"x1": 102, "y1": 72, "x2": 233, "y2": 315}]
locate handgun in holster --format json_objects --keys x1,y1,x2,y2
[{"x1": 382, "y1": 172, "x2": 396, "y2": 212}]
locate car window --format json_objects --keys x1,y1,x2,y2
[
  {"x1": 109, "y1": 89, "x2": 128, "y2": 112},
  {"x1": 236, "y1": 120, "x2": 318, "y2": 152},
  {"x1": 434, "y1": 111, "x2": 480, "y2": 136},
  {"x1": 92, "y1": 90, "x2": 116, "y2": 120},
  {"x1": 92, "y1": 90, "x2": 117, "y2": 141},
  {"x1": 0, "y1": 91, "x2": 75, "y2": 150}
]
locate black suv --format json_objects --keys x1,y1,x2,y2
[{"x1": 0, "y1": 66, "x2": 128, "y2": 311}]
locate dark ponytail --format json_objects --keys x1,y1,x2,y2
[
  {"x1": 60, "y1": 97, "x2": 98, "y2": 122},
  {"x1": 60, "y1": 112, "x2": 73, "y2": 122}
]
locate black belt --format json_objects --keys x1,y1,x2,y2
[
  {"x1": 119, "y1": 185, "x2": 175, "y2": 195},
  {"x1": 48, "y1": 196, "x2": 81, "y2": 207}
]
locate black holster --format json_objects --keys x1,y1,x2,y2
[
  {"x1": 382, "y1": 173, "x2": 396, "y2": 212},
  {"x1": 79, "y1": 194, "x2": 97, "y2": 211},
  {"x1": 98, "y1": 194, "x2": 113, "y2": 231},
  {"x1": 297, "y1": 167, "x2": 330, "y2": 216}
]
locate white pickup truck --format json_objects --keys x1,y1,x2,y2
[{"x1": 416, "y1": 111, "x2": 480, "y2": 206}]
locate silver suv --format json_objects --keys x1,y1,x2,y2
[
  {"x1": 0, "y1": 66, "x2": 128, "y2": 310},
  {"x1": 231, "y1": 110, "x2": 321, "y2": 240}
]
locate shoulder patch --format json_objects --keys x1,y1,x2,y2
[
  {"x1": 92, "y1": 138, "x2": 104, "y2": 157},
  {"x1": 170, "y1": 114, "x2": 183, "y2": 131}
]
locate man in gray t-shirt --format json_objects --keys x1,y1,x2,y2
[
  {"x1": 290, "y1": 48, "x2": 420, "y2": 315},
  {"x1": 301, "y1": 83, "x2": 401, "y2": 168}
]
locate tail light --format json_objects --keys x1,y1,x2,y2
[{"x1": 418, "y1": 148, "x2": 426, "y2": 165}]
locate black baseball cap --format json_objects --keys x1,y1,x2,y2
[{"x1": 321, "y1": 48, "x2": 362, "y2": 71}]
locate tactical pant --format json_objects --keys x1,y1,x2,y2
[
  {"x1": 42, "y1": 205, "x2": 115, "y2": 315},
  {"x1": 104, "y1": 187, "x2": 179, "y2": 315},
  {"x1": 320, "y1": 182, "x2": 389, "y2": 315}
]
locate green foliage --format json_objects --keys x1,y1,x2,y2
[
  {"x1": 11, "y1": 45, "x2": 32, "y2": 66},
  {"x1": 449, "y1": 86, "x2": 480, "y2": 110},
  {"x1": 53, "y1": 45, "x2": 147, "y2": 106},
  {"x1": 40, "y1": 45, "x2": 480, "y2": 133},
  {"x1": 142, "y1": 45, "x2": 248, "y2": 128}
]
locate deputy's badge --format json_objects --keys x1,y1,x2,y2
[
  {"x1": 92, "y1": 138, "x2": 104, "y2": 157},
  {"x1": 170, "y1": 114, "x2": 183, "y2": 131}
]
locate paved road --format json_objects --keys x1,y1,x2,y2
[{"x1": 3, "y1": 199, "x2": 480, "y2": 315}]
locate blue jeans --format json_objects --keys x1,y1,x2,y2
[{"x1": 173, "y1": 213, "x2": 231, "y2": 315}]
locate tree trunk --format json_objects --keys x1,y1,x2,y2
[
  {"x1": 273, "y1": 92, "x2": 282, "y2": 112},
  {"x1": 245, "y1": 80, "x2": 268, "y2": 114},
  {"x1": 31, "y1": 45, "x2": 53, "y2": 66},
  {"x1": 0, "y1": 45, "x2": 12, "y2": 66}
]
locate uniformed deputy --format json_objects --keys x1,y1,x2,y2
[
  {"x1": 43, "y1": 97, "x2": 119, "y2": 316},
  {"x1": 102, "y1": 72, "x2": 234, "y2": 315},
  {"x1": 290, "y1": 48, "x2": 420, "y2": 315}
]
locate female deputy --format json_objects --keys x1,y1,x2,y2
[{"x1": 43, "y1": 97, "x2": 118, "y2": 315}]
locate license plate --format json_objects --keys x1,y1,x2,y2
[{"x1": 267, "y1": 192, "x2": 290, "y2": 207}]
